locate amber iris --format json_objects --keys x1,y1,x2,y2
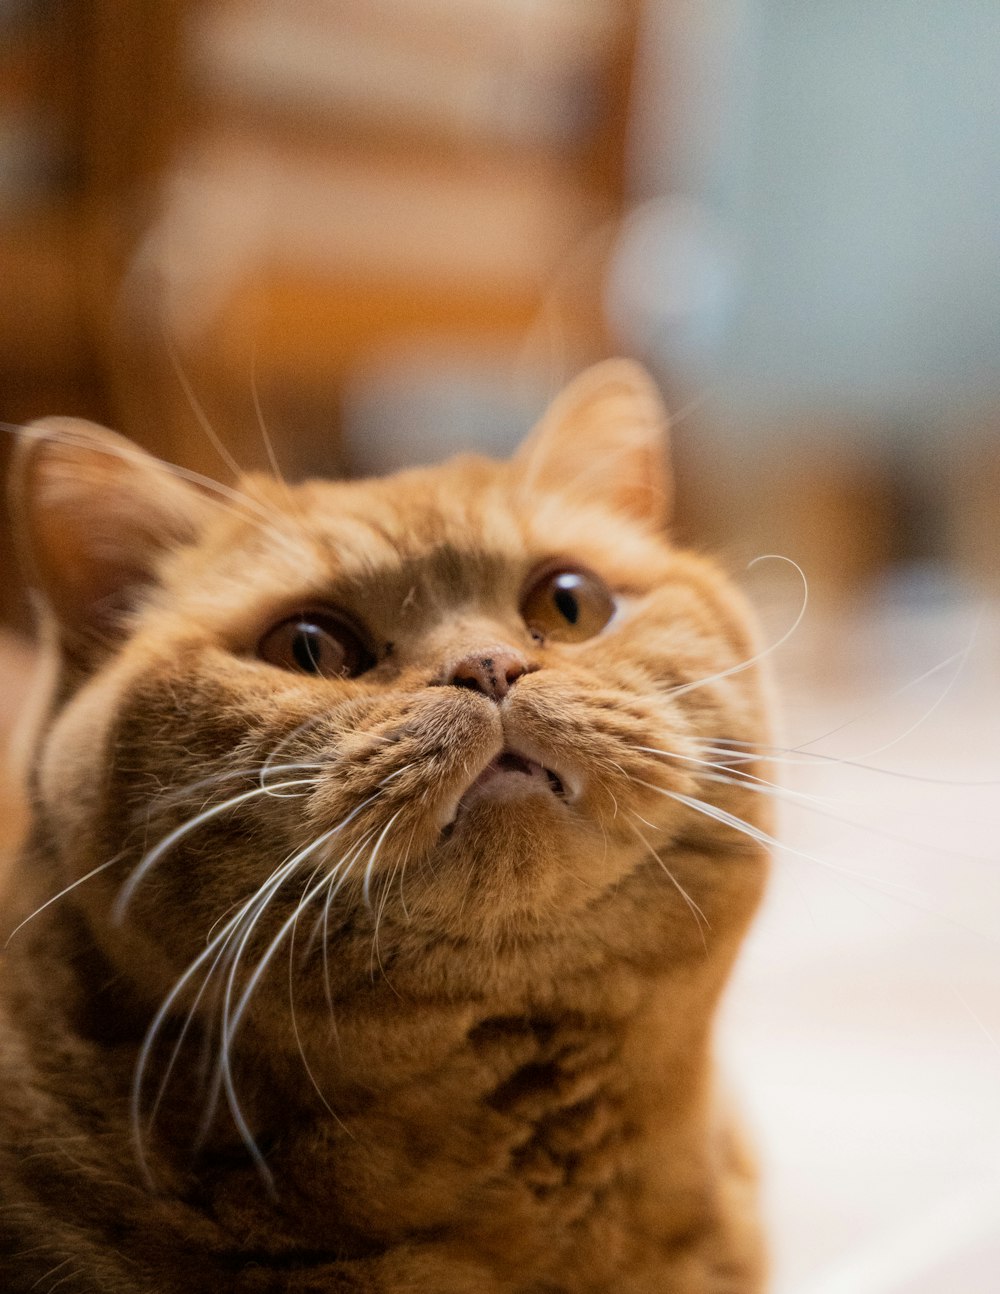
[
  {"x1": 258, "y1": 612, "x2": 373, "y2": 678},
  {"x1": 520, "y1": 568, "x2": 615, "y2": 642}
]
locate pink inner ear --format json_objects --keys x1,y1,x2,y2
[
  {"x1": 14, "y1": 419, "x2": 209, "y2": 643},
  {"x1": 71, "y1": 558, "x2": 153, "y2": 627},
  {"x1": 515, "y1": 360, "x2": 672, "y2": 527}
]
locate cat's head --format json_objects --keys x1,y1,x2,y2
[{"x1": 11, "y1": 361, "x2": 769, "y2": 1010}]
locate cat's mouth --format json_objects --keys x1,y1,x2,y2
[
  {"x1": 439, "y1": 745, "x2": 571, "y2": 829},
  {"x1": 467, "y1": 749, "x2": 564, "y2": 800}
]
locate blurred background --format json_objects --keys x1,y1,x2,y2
[{"x1": 1, "y1": 2, "x2": 998, "y2": 1290}]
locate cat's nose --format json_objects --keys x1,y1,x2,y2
[{"x1": 446, "y1": 647, "x2": 532, "y2": 702}]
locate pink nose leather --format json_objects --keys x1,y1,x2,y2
[{"x1": 447, "y1": 648, "x2": 530, "y2": 702}]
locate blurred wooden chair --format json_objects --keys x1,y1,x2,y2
[
  {"x1": 2, "y1": 0, "x2": 642, "y2": 530},
  {"x1": 115, "y1": 0, "x2": 644, "y2": 478},
  {"x1": 0, "y1": 0, "x2": 185, "y2": 627}
]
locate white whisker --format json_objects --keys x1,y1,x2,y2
[
  {"x1": 952, "y1": 987, "x2": 1000, "y2": 1062},
  {"x1": 634, "y1": 744, "x2": 837, "y2": 808},
  {"x1": 151, "y1": 763, "x2": 323, "y2": 814},
  {"x1": 132, "y1": 787, "x2": 384, "y2": 1182},
  {"x1": 624, "y1": 814, "x2": 709, "y2": 942},
  {"x1": 396, "y1": 823, "x2": 419, "y2": 921},
  {"x1": 646, "y1": 784, "x2": 932, "y2": 901},
  {"x1": 792, "y1": 635, "x2": 978, "y2": 754},
  {"x1": 260, "y1": 714, "x2": 330, "y2": 786},
  {"x1": 362, "y1": 811, "x2": 403, "y2": 911},
  {"x1": 164, "y1": 338, "x2": 248, "y2": 485},
  {"x1": 250, "y1": 342, "x2": 291, "y2": 492},
  {"x1": 668, "y1": 554, "x2": 808, "y2": 699},
  {"x1": 8, "y1": 420, "x2": 306, "y2": 561},
  {"x1": 213, "y1": 790, "x2": 388, "y2": 1181},
  {"x1": 130, "y1": 858, "x2": 300, "y2": 1183},
  {"x1": 707, "y1": 739, "x2": 1000, "y2": 787},
  {"x1": 699, "y1": 770, "x2": 996, "y2": 864},
  {"x1": 114, "y1": 779, "x2": 316, "y2": 921},
  {"x1": 4, "y1": 854, "x2": 126, "y2": 946},
  {"x1": 285, "y1": 863, "x2": 354, "y2": 1138}
]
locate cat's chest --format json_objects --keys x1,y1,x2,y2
[
  {"x1": 262, "y1": 1007, "x2": 635, "y2": 1223},
  {"x1": 207, "y1": 989, "x2": 711, "y2": 1288}
]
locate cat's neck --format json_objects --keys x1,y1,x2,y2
[{"x1": 194, "y1": 966, "x2": 740, "y2": 1286}]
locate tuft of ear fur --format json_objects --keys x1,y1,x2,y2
[
  {"x1": 10, "y1": 418, "x2": 210, "y2": 662},
  {"x1": 514, "y1": 360, "x2": 672, "y2": 527}
]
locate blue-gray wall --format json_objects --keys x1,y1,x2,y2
[{"x1": 625, "y1": 0, "x2": 1000, "y2": 423}]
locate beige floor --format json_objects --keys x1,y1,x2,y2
[{"x1": 721, "y1": 593, "x2": 1000, "y2": 1293}]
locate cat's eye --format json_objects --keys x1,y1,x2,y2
[
  {"x1": 258, "y1": 611, "x2": 374, "y2": 679},
  {"x1": 520, "y1": 567, "x2": 615, "y2": 643}
]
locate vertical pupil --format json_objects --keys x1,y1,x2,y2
[
  {"x1": 293, "y1": 627, "x2": 323, "y2": 672},
  {"x1": 553, "y1": 586, "x2": 579, "y2": 624}
]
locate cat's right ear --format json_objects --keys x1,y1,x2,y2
[
  {"x1": 513, "y1": 360, "x2": 672, "y2": 528},
  {"x1": 10, "y1": 418, "x2": 211, "y2": 663}
]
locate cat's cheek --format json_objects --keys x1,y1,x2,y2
[{"x1": 36, "y1": 665, "x2": 132, "y2": 868}]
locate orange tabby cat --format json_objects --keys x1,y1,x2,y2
[{"x1": 0, "y1": 362, "x2": 771, "y2": 1292}]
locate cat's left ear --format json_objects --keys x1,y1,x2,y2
[
  {"x1": 10, "y1": 418, "x2": 212, "y2": 662},
  {"x1": 513, "y1": 360, "x2": 671, "y2": 527}
]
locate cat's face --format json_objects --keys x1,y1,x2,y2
[{"x1": 13, "y1": 363, "x2": 769, "y2": 1016}]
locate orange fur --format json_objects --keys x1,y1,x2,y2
[{"x1": 0, "y1": 362, "x2": 771, "y2": 1291}]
